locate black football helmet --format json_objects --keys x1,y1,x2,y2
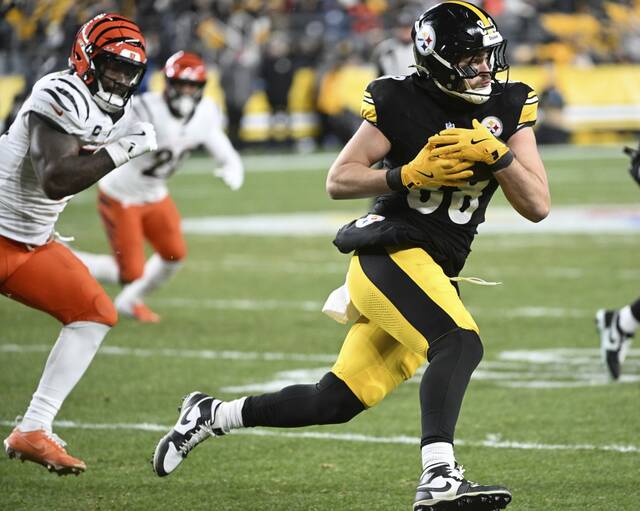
[{"x1": 411, "y1": 1, "x2": 508, "y2": 104}]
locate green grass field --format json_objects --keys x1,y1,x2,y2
[{"x1": 1, "y1": 145, "x2": 639, "y2": 510}]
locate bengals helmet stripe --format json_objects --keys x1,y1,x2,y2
[
  {"x1": 70, "y1": 12, "x2": 147, "y2": 86},
  {"x1": 163, "y1": 51, "x2": 207, "y2": 83},
  {"x1": 89, "y1": 20, "x2": 144, "y2": 49},
  {"x1": 163, "y1": 51, "x2": 207, "y2": 118}
]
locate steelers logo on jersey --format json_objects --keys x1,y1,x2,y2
[
  {"x1": 481, "y1": 116, "x2": 503, "y2": 137},
  {"x1": 415, "y1": 24, "x2": 436, "y2": 56}
]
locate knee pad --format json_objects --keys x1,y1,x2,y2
[
  {"x1": 427, "y1": 328, "x2": 483, "y2": 367},
  {"x1": 82, "y1": 291, "x2": 118, "y2": 326},
  {"x1": 61, "y1": 289, "x2": 117, "y2": 326},
  {"x1": 315, "y1": 372, "x2": 365, "y2": 424}
]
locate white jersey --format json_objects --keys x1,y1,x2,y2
[
  {"x1": 0, "y1": 70, "x2": 136, "y2": 246},
  {"x1": 99, "y1": 92, "x2": 243, "y2": 205}
]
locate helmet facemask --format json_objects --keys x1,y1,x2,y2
[
  {"x1": 165, "y1": 78, "x2": 205, "y2": 118},
  {"x1": 444, "y1": 42, "x2": 509, "y2": 104},
  {"x1": 69, "y1": 13, "x2": 147, "y2": 114},
  {"x1": 162, "y1": 51, "x2": 207, "y2": 119},
  {"x1": 412, "y1": 1, "x2": 510, "y2": 104},
  {"x1": 91, "y1": 52, "x2": 146, "y2": 113}
]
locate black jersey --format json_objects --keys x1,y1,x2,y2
[{"x1": 334, "y1": 75, "x2": 538, "y2": 276}]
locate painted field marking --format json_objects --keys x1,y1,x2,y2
[
  {"x1": 193, "y1": 258, "x2": 624, "y2": 282},
  {"x1": 177, "y1": 146, "x2": 628, "y2": 176},
  {"x1": 153, "y1": 299, "x2": 597, "y2": 320},
  {"x1": 0, "y1": 343, "x2": 335, "y2": 363},
  {"x1": 180, "y1": 205, "x2": 640, "y2": 237},
  {"x1": 0, "y1": 419, "x2": 636, "y2": 454},
  {"x1": 2, "y1": 344, "x2": 638, "y2": 389}
]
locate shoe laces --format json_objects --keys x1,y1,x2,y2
[
  {"x1": 14, "y1": 416, "x2": 67, "y2": 449},
  {"x1": 452, "y1": 462, "x2": 481, "y2": 486},
  {"x1": 178, "y1": 420, "x2": 213, "y2": 456},
  {"x1": 44, "y1": 431, "x2": 67, "y2": 449},
  {"x1": 451, "y1": 463, "x2": 465, "y2": 480}
]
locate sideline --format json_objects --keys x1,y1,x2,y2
[{"x1": 0, "y1": 419, "x2": 637, "y2": 454}]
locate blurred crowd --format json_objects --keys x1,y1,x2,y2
[{"x1": 1, "y1": 0, "x2": 639, "y2": 147}]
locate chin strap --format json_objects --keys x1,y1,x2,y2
[{"x1": 433, "y1": 79, "x2": 492, "y2": 105}]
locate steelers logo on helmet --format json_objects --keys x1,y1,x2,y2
[
  {"x1": 410, "y1": 1, "x2": 509, "y2": 105},
  {"x1": 414, "y1": 23, "x2": 436, "y2": 56},
  {"x1": 481, "y1": 116, "x2": 503, "y2": 137}
]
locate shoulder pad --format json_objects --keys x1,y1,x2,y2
[
  {"x1": 27, "y1": 74, "x2": 92, "y2": 136},
  {"x1": 505, "y1": 81, "x2": 539, "y2": 129},
  {"x1": 360, "y1": 76, "x2": 407, "y2": 125}
]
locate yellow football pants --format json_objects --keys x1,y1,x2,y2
[{"x1": 332, "y1": 246, "x2": 478, "y2": 407}]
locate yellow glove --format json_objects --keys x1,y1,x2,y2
[
  {"x1": 428, "y1": 119, "x2": 514, "y2": 171},
  {"x1": 386, "y1": 142, "x2": 474, "y2": 191}
]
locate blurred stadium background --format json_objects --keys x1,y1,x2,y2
[
  {"x1": 2, "y1": 0, "x2": 640, "y2": 146},
  {"x1": 1, "y1": 1, "x2": 639, "y2": 510}
]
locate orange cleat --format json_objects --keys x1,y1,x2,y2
[
  {"x1": 4, "y1": 428, "x2": 86, "y2": 476},
  {"x1": 130, "y1": 302, "x2": 161, "y2": 323}
]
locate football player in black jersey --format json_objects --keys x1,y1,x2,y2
[
  {"x1": 596, "y1": 146, "x2": 640, "y2": 380},
  {"x1": 153, "y1": 3, "x2": 549, "y2": 510}
]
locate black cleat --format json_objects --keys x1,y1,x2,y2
[
  {"x1": 413, "y1": 462, "x2": 511, "y2": 510},
  {"x1": 152, "y1": 392, "x2": 224, "y2": 477},
  {"x1": 596, "y1": 309, "x2": 634, "y2": 380}
]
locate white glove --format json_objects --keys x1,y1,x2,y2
[
  {"x1": 213, "y1": 164, "x2": 244, "y2": 191},
  {"x1": 103, "y1": 122, "x2": 158, "y2": 167}
]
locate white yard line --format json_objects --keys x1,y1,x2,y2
[
  {"x1": 0, "y1": 343, "x2": 336, "y2": 363},
  {"x1": 180, "y1": 205, "x2": 640, "y2": 236},
  {"x1": 3, "y1": 343, "x2": 638, "y2": 392},
  {"x1": 155, "y1": 300, "x2": 595, "y2": 319},
  {"x1": 155, "y1": 297, "x2": 324, "y2": 312},
  {"x1": 4, "y1": 345, "x2": 638, "y2": 362},
  {"x1": 179, "y1": 146, "x2": 627, "y2": 175},
  {"x1": 0, "y1": 419, "x2": 637, "y2": 454}
]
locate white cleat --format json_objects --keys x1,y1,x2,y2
[
  {"x1": 596, "y1": 309, "x2": 634, "y2": 380},
  {"x1": 152, "y1": 392, "x2": 224, "y2": 477},
  {"x1": 413, "y1": 462, "x2": 512, "y2": 511}
]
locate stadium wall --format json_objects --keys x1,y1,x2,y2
[{"x1": 2, "y1": 65, "x2": 640, "y2": 144}]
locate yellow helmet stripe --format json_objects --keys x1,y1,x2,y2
[{"x1": 445, "y1": 0, "x2": 491, "y2": 27}]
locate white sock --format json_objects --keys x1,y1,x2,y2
[
  {"x1": 20, "y1": 321, "x2": 109, "y2": 432},
  {"x1": 73, "y1": 250, "x2": 120, "y2": 284},
  {"x1": 421, "y1": 442, "x2": 455, "y2": 470},
  {"x1": 115, "y1": 253, "x2": 182, "y2": 310},
  {"x1": 618, "y1": 305, "x2": 639, "y2": 335},
  {"x1": 215, "y1": 397, "x2": 247, "y2": 433}
]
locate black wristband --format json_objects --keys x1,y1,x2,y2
[
  {"x1": 385, "y1": 167, "x2": 404, "y2": 191},
  {"x1": 490, "y1": 150, "x2": 514, "y2": 172}
]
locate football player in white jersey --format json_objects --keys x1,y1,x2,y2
[
  {"x1": 1, "y1": 13, "x2": 157, "y2": 475},
  {"x1": 75, "y1": 51, "x2": 244, "y2": 322}
]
